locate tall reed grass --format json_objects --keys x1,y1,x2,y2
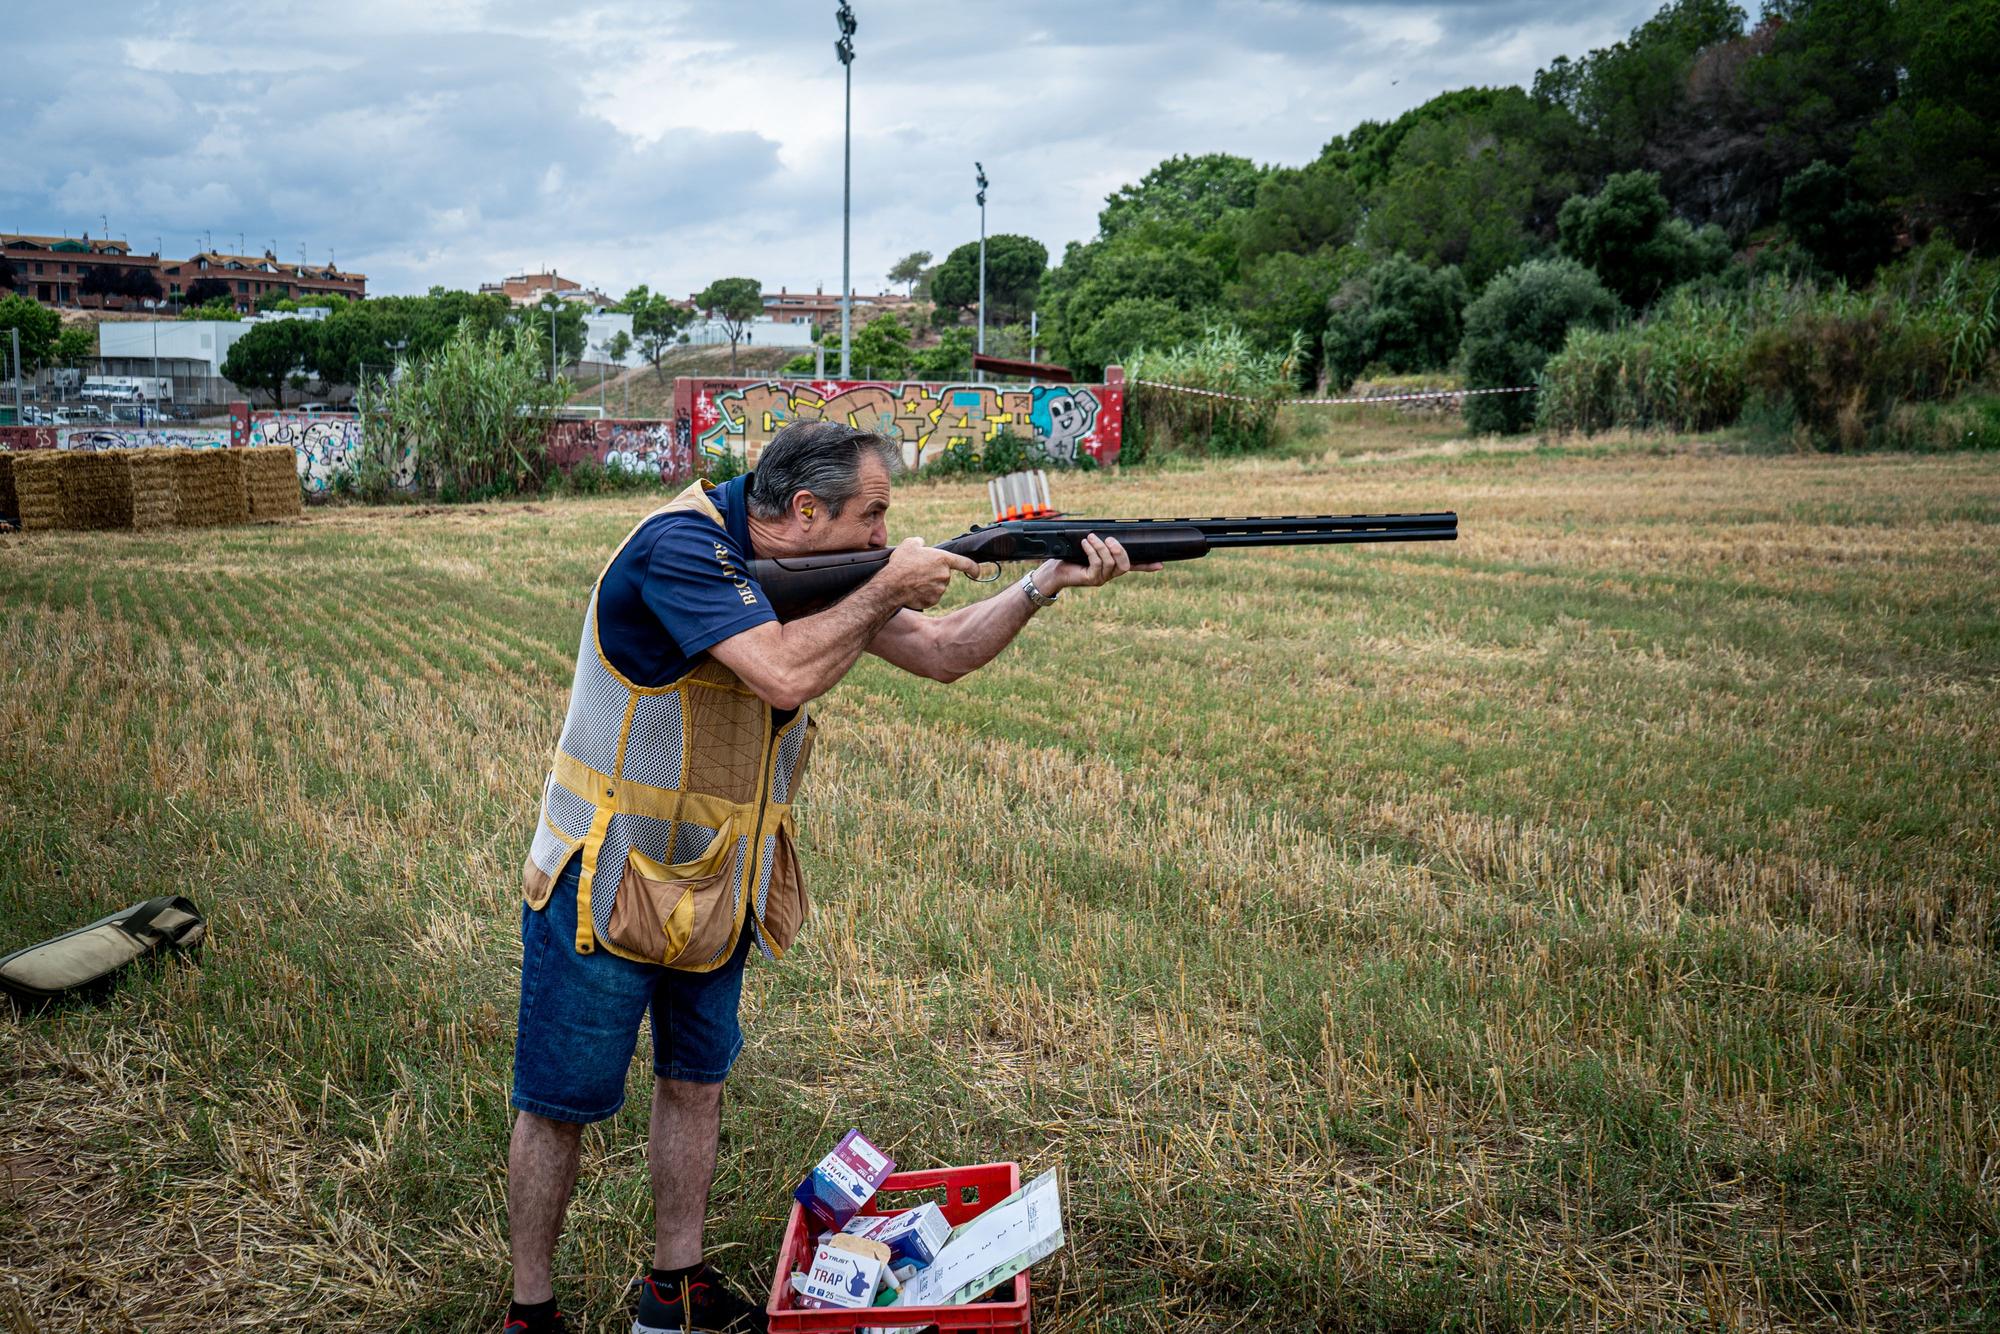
[
  {"x1": 1539, "y1": 261, "x2": 2000, "y2": 450},
  {"x1": 361, "y1": 323, "x2": 571, "y2": 500},
  {"x1": 1125, "y1": 327, "x2": 1303, "y2": 460}
]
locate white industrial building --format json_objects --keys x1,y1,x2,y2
[{"x1": 98, "y1": 320, "x2": 254, "y2": 379}]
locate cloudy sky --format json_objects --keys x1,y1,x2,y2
[{"x1": 6, "y1": 1, "x2": 1661, "y2": 300}]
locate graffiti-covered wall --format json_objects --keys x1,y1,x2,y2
[
  {"x1": 61, "y1": 426, "x2": 230, "y2": 451},
  {"x1": 546, "y1": 419, "x2": 697, "y2": 484},
  {"x1": 673, "y1": 373, "x2": 1124, "y2": 470},
  {"x1": 243, "y1": 412, "x2": 406, "y2": 496},
  {"x1": 0, "y1": 426, "x2": 229, "y2": 451}
]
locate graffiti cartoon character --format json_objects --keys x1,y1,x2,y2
[{"x1": 1029, "y1": 386, "x2": 1100, "y2": 463}]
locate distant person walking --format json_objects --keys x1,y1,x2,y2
[{"x1": 504, "y1": 421, "x2": 1154, "y2": 1334}]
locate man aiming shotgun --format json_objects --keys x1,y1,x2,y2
[
  {"x1": 505, "y1": 421, "x2": 1161, "y2": 1334},
  {"x1": 505, "y1": 420, "x2": 1455, "y2": 1333}
]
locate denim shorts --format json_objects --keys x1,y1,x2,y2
[{"x1": 511, "y1": 857, "x2": 754, "y2": 1124}]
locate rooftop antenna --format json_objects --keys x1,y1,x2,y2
[{"x1": 237, "y1": 231, "x2": 245, "y2": 256}]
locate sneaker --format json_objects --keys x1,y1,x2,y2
[
  {"x1": 630, "y1": 1263, "x2": 763, "y2": 1333},
  {"x1": 502, "y1": 1308, "x2": 568, "y2": 1334}
]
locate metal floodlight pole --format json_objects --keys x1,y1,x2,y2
[
  {"x1": 836, "y1": 2, "x2": 856, "y2": 378},
  {"x1": 550, "y1": 307, "x2": 558, "y2": 384},
  {"x1": 11, "y1": 328, "x2": 21, "y2": 424},
  {"x1": 976, "y1": 162, "x2": 988, "y2": 383}
]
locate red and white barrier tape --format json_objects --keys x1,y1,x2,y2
[{"x1": 1130, "y1": 378, "x2": 1535, "y2": 406}]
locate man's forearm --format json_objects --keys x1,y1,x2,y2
[
  {"x1": 920, "y1": 572, "x2": 1044, "y2": 681},
  {"x1": 767, "y1": 576, "x2": 912, "y2": 703}
]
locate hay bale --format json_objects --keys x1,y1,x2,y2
[
  {"x1": 242, "y1": 445, "x2": 302, "y2": 521},
  {"x1": 0, "y1": 452, "x2": 16, "y2": 524},
  {"x1": 128, "y1": 449, "x2": 180, "y2": 530},
  {"x1": 61, "y1": 450, "x2": 135, "y2": 530},
  {"x1": 173, "y1": 449, "x2": 249, "y2": 527},
  {"x1": 11, "y1": 451, "x2": 66, "y2": 531}
]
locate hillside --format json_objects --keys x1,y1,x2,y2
[{"x1": 568, "y1": 344, "x2": 802, "y2": 417}]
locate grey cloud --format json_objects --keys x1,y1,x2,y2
[{"x1": 3, "y1": 0, "x2": 1663, "y2": 294}]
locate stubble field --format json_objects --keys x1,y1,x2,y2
[{"x1": 2, "y1": 433, "x2": 1996, "y2": 1331}]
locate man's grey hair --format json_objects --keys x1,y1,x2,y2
[{"x1": 745, "y1": 421, "x2": 902, "y2": 520}]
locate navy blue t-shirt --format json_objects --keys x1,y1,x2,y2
[{"x1": 596, "y1": 475, "x2": 777, "y2": 687}]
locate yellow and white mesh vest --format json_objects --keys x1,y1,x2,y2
[{"x1": 522, "y1": 480, "x2": 814, "y2": 970}]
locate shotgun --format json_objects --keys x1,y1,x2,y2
[{"x1": 746, "y1": 497, "x2": 1457, "y2": 621}]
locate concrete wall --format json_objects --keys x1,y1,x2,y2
[
  {"x1": 672, "y1": 373, "x2": 1124, "y2": 469},
  {"x1": 0, "y1": 427, "x2": 57, "y2": 450},
  {"x1": 680, "y1": 317, "x2": 816, "y2": 349}
]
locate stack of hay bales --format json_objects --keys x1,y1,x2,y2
[
  {"x1": 242, "y1": 445, "x2": 303, "y2": 520},
  {"x1": 173, "y1": 449, "x2": 250, "y2": 527},
  {"x1": 60, "y1": 451, "x2": 136, "y2": 529},
  {"x1": 11, "y1": 452, "x2": 67, "y2": 531},
  {"x1": 5, "y1": 445, "x2": 304, "y2": 533},
  {"x1": 127, "y1": 449, "x2": 181, "y2": 530}
]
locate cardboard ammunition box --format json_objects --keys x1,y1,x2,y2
[
  {"x1": 842, "y1": 1200, "x2": 952, "y2": 1273},
  {"x1": 791, "y1": 1243, "x2": 886, "y2": 1310},
  {"x1": 794, "y1": 1129, "x2": 895, "y2": 1235}
]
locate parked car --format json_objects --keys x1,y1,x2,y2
[{"x1": 52, "y1": 407, "x2": 107, "y2": 425}]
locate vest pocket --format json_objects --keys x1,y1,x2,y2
[
  {"x1": 756, "y1": 817, "x2": 809, "y2": 958},
  {"x1": 609, "y1": 828, "x2": 735, "y2": 965}
]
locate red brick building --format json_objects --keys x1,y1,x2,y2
[
  {"x1": 481, "y1": 269, "x2": 611, "y2": 307},
  {"x1": 1, "y1": 234, "x2": 164, "y2": 308},
  {"x1": 742, "y1": 286, "x2": 921, "y2": 330},
  {"x1": 160, "y1": 250, "x2": 367, "y2": 309}
]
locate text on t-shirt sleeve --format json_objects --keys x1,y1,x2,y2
[{"x1": 640, "y1": 515, "x2": 778, "y2": 661}]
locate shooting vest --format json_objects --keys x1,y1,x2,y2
[{"x1": 523, "y1": 480, "x2": 814, "y2": 969}]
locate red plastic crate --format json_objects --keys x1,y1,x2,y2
[{"x1": 764, "y1": 1160, "x2": 1032, "y2": 1333}]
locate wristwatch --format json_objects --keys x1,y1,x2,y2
[{"x1": 1019, "y1": 571, "x2": 1062, "y2": 608}]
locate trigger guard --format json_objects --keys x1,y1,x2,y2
[{"x1": 969, "y1": 563, "x2": 1002, "y2": 584}]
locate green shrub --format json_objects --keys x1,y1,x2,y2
[
  {"x1": 548, "y1": 456, "x2": 663, "y2": 497},
  {"x1": 1874, "y1": 395, "x2": 2000, "y2": 452},
  {"x1": 1126, "y1": 325, "x2": 1303, "y2": 457},
  {"x1": 702, "y1": 447, "x2": 746, "y2": 485},
  {"x1": 1320, "y1": 254, "x2": 1468, "y2": 391},
  {"x1": 1460, "y1": 258, "x2": 1619, "y2": 433},
  {"x1": 1779, "y1": 161, "x2": 1895, "y2": 286},
  {"x1": 1556, "y1": 170, "x2": 1731, "y2": 310},
  {"x1": 1539, "y1": 287, "x2": 1762, "y2": 435},
  {"x1": 917, "y1": 428, "x2": 1090, "y2": 479},
  {"x1": 1745, "y1": 283, "x2": 1996, "y2": 451},
  {"x1": 1542, "y1": 263, "x2": 2000, "y2": 450}
]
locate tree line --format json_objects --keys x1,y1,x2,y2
[{"x1": 872, "y1": 0, "x2": 1995, "y2": 443}]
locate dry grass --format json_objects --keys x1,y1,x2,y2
[{"x1": 1, "y1": 437, "x2": 1996, "y2": 1331}]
